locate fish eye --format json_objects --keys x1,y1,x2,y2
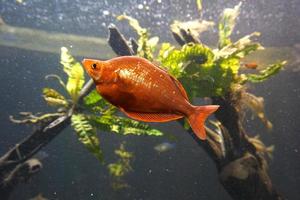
[{"x1": 91, "y1": 63, "x2": 97, "y2": 69}]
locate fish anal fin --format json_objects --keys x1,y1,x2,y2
[
  {"x1": 169, "y1": 75, "x2": 189, "y2": 101},
  {"x1": 121, "y1": 109, "x2": 183, "y2": 122}
]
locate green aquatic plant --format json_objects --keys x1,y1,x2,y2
[
  {"x1": 157, "y1": 33, "x2": 284, "y2": 101},
  {"x1": 42, "y1": 88, "x2": 68, "y2": 107},
  {"x1": 218, "y1": 2, "x2": 242, "y2": 49},
  {"x1": 107, "y1": 143, "x2": 134, "y2": 190},
  {"x1": 71, "y1": 114, "x2": 103, "y2": 162},
  {"x1": 245, "y1": 61, "x2": 286, "y2": 83}
]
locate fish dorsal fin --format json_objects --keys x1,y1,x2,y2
[
  {"x1": 152, "y1": 61, "x2": 189, "y2": 101},
  {"x1": 120, "y1": 108, "x2": 183, "y2": 122},
  {"x1": 169, "y1": 75, "x2": 189, "y2": 101},
  {"x1": 152, "y1": 61, "x2": 169, "y2": 72}
]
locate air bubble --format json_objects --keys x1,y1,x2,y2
[
  {"x1": 102, "y1": 10, "x2": 110, "y2": 16},
  {"x1": 138, "y1": 4, "x2": 143, "y2": 9}
]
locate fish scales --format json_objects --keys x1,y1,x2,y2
[{"x1": 110, "y1": 56, "x2": 188, "y2": 113}]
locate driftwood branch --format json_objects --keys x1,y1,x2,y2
[
  {"x1": 175, "y1": 29, "x2": 284, "y2": 200},
  {"x1": 108, "y1": 24, "x2": 134, "y2": 56},
  {"x1": 0, "y1": 79, "x2": 95, "y2": 200},
  {"x1": 108, "y1": 25, "x2": 284, "y2": 200}
]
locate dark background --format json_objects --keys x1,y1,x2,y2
[{"x1": 0, "y1": 0, "x2": 299, "y2": 199}]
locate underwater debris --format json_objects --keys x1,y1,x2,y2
[
  {"x1": 29, "y1": 193, "x2": 48, "y2": 200},
  {"x1": 154, "y1": 142, "x2": 176, "y2": 153},
  {"x1": 247, "y1": 135, "x2": 274, "y2": 160},
  {"x1": 241, "y1": 92, "x2": 273, "y2": 130}
]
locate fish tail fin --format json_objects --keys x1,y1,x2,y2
[{"x1": 187, "y1": 105, "x2": 219, "y2": 140}]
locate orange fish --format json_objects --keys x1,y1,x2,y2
[
  {"x1": 82, "y1": 56, "x2": 219, "y2": 140},
  {"x1": 243, "y1": 62, "x2": 258, "y2": 69}
]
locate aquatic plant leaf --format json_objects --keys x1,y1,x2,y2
[
  {"x1": 117, "y1": 14, "x2": 156, "y2": 60},
  {"x1": 183, "y1": 43, "x2": 214, "y2": 66},
  {"x1": 159, "y1": 43, "x2": 214, "y2": 78},
  {"x1": 114, "y1": 144, "x2": 134, "y2": 159},
  {"x1": 83, "y1": 89, "x2": 103, "y2": 106},
  {"x1": 216, "y1": 32, "x2": 263, "y2": 59},
  {"x1": 170, "y1": 20, "x2": 214, "y2": 40},
  {"x1": 116, "y1": 117, "x2": 163, "y2": 136},
  {"x1": 71, "y1": 114, "x2": 103, "y2": 162},
  {"x1": 83, "y1": 89, "x2": 117, "y2": 114},
  {"x1": 159, "y1": 42, "x2": 242, "y2": 98},
  {"x1": 147, "y1": 37, "x2": 159, "y2": 49},
  {"x1": 45, "y1": 74, "x2": 66, "y2": 90},
  {"x1": 10, "y1": 112, "x2": 64, "y2": 124},
  {"x1": 91, "y1": 115, "x2": 163, "y2": 136},
  {"x1": 158, "y1": 43, "x2": 175, "y2": 59},
  {"x1": 218, "y1": 2, "x2": 242, "y2": 49},
  {"x1": 42, "y1": 88, "x2": 68, "y2": 107},
  {"x1": 246, "y1": 61, "x2": 286, "y2": 83},
  {"x1": 60, "y1": 47, "x2": 85, "y2": 101},
  {"x1": 108, "y1": 163, "x2": 126, "y2": 177},
  {"x1": 158, "y1": 46, "x2": 185, "y2": 78},
  {"x1": 117, "y1": 15, "x2": 146, "y2": 36},
  {"x1": 107, "y1": 143, "x2": 133, "y2": 177},
  {"x1": 196, "y1": 0, "x2": 202, "y2": 13}
]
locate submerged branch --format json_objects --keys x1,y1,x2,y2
[
  {"x1": 170, "y1": 27, "x2": 284, "y2": 200},
  {"x1": 108, "y1": 24, "x2": 134, "y2": 56},
  {"x1": 0, "y1": 79, "x2": 95, "y2": 200}
]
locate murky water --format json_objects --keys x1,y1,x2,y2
[{"x1": 0, "y1": 0, "x2": 299, "y2": 199}]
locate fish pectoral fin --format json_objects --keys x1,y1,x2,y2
[{"x1": 120, "y1": 108, "x2": 183, "y2": 122}]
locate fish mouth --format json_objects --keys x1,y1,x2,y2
[{"x1": 81, "y1": 59, "x2": 101, "y2": 82}]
